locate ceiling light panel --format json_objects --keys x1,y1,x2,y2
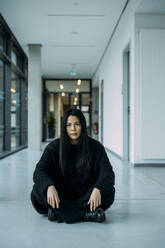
[
  {"x1": 54, "y1": 45, "x2": 95, "y2": 47},
  {"x1": 48, "y1": 14, "x2": 104, "y2": 17}
]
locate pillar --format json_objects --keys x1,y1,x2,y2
[{"x1": 28, "y1": 44, "x2": 42, "y2": 150}]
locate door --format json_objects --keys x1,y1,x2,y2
[
  {"x1": 123, "y1": 46, "x2": 130, "y2": 161},
  {"x1": 100, "y1": 80, "x2": 104, "y2": 143}
]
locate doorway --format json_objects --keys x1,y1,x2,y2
[
  {"x1": 123, "y1": 45, "x2": 130, "y2": 161},
  {"x1": 42, "y1": 79, "x2": 92, "y2": 141},
  {"x1": 100, "y1": 80, "x2": 104, "y2": 144}
]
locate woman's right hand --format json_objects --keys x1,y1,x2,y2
[{"x1": 47, "y1": 185, "x2": 60, "y2": 208}]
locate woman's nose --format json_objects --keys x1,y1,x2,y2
[{"x1": 71, "y1": 124, "x2": 76, "y2": 130}]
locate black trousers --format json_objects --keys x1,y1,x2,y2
[{"x1": 31, "y1": 187, "x2": 115, "y2": 224}]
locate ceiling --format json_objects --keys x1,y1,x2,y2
[
  {"x1": 136, "y1": 0, "x2": 165, "y2": 14},
  {"x1": 0, "y1": 0, "x2": 127, "y2": 79}
]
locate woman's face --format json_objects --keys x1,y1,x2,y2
[{"x1": 66, "y1": 115, "x2": 82, "y2": 144}]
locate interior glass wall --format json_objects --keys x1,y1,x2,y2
[{"x1": 0, "y1": 15, "x2": 28, "y2": 158}]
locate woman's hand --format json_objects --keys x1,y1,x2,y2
[
  {"x1": 87, "y1": 188, "x2": 101, "y2": 211},
  {"x1": 47, "y1": 185, "x2": 60, "y2": 208}
]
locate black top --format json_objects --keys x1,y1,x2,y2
[{"x1": 33, "y1": 136, "x2": 115, "y2": 200}]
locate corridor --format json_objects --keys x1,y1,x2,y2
[
  {"x1": 1, "y1": 0, "x2": 165, "y2": 247},
  {"x1": 0, "y1": 145, "x2": 165, "y2": 248}
]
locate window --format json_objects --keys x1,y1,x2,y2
[
  {"x1": 0, "y1": 35, "x2": 4, "y2": 51},
  {"x1": 11, "y1": 71, "x2": 20, "y2": 150},
  {"x1": 0, "y1": 15, "x2": 28, "y2": 158},
  {"x1": 0, "y1": 59, "x2": 4, "y2": 152}
]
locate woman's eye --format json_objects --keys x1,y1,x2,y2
[{"x1": 66, "y1": 123, "x2": 81, "y2": 127}]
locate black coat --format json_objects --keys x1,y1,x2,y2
[{"x1": 32, "y1": 136, "x2": 115, "y2": 201}]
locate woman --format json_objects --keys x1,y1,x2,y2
[{"x1": 31, "y1": 109, "x2": 115, "y2": 224}]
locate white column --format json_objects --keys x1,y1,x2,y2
[{"x1": 28, "y1": 44, "x2": 42, "y2": 150}]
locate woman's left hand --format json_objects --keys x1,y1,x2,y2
[{"x1": 87, "y1": 188, "x2": 101, "y2": 211}]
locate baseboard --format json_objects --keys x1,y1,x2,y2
[
  {"x1": 105, "y1": 147, "x2": 122, "y2": 160},
  {"x1": 0, "y1": 145, "x2": 27, "y2": 159},
  {"x1": 132, "y1": 162, "x2": 165, "y2": 167}
]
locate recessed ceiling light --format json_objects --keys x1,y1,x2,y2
[
  {"x1": 11, "y1": 88, "x2": 16, "y2": 93},
  {"x1": 60, "y1": 84, "x2": 64, "y2": 89},
  {"x1": 76, "y1": 88, "x2": 80, "y2": 93},
  {"x1": 77, "y1": 79, "x2": 81, "y2": 85},
  {"x1": 61, "y1": 92, "x2": 65, "y2": 96}
]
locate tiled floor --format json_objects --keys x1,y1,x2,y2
[{"x1": 0, "y1": 144, "x2": 165, "y2": 248}]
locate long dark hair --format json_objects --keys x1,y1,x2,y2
[{"x1": 59, "y1": 109, "x2": 90, "y2": 177}]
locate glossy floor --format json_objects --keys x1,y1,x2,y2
[{"x1": 0, "y1": 144, "x2": 165, "y2": 248}]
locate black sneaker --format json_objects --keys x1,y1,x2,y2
[
  {"x1": 84, "y1": 208, "x2": 106, "y2": 223},
  {"x1": 48, "y1": 208, "x2": 58, "y2": 221}
]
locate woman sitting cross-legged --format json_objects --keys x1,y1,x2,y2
[{"x1": 31, "y1": 109, "x2": 115, "y2": 224}]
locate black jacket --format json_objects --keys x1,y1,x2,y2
[{"x1": 33, "y1": 136, "x2": 115, "y2": 200}]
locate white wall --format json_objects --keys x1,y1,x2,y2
[
  {"x1": 93, "y1": 5, "x2": 165, "y2": 164},
  {"x1": 92, "y1": 0, "x2": 141, "y2": 162},
  {"x1": 135, "y1": 14, "x2": 165, "y2": 163},
  {"x1": 139, "y1": 29, "x2": 165, "y2": 160}
]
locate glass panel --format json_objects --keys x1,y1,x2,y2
[
  {"x1": 0, "y1": 35, "x2": 3, "y2": 52},
  {"x1": 17, "y1": 55, "x2": 24, "y2": 72},
  {"x1": 81, "y1": 93, "x2": 90, "y2": 106},
  {"x1": 61, "y1": 93, "x2": 70, "y2": 113},
  {"x1": 11, "y1": 50, "x2": 17, "y2": 65},
  {"x1": 71, "y1": 94, "x2": 79, "y2": 108},
  {"x1": 11, "y1": 71, "x2": 20, "y2": 150},
  {"x1": 81, "y1": 94, "x2": 90, "y2": 112},
  {"x1": 81, "y1": 106, "x2": 89, "y2": 111},
  {"x1": 0, "y1": 59, "x2": 4, "y2": 152}
]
